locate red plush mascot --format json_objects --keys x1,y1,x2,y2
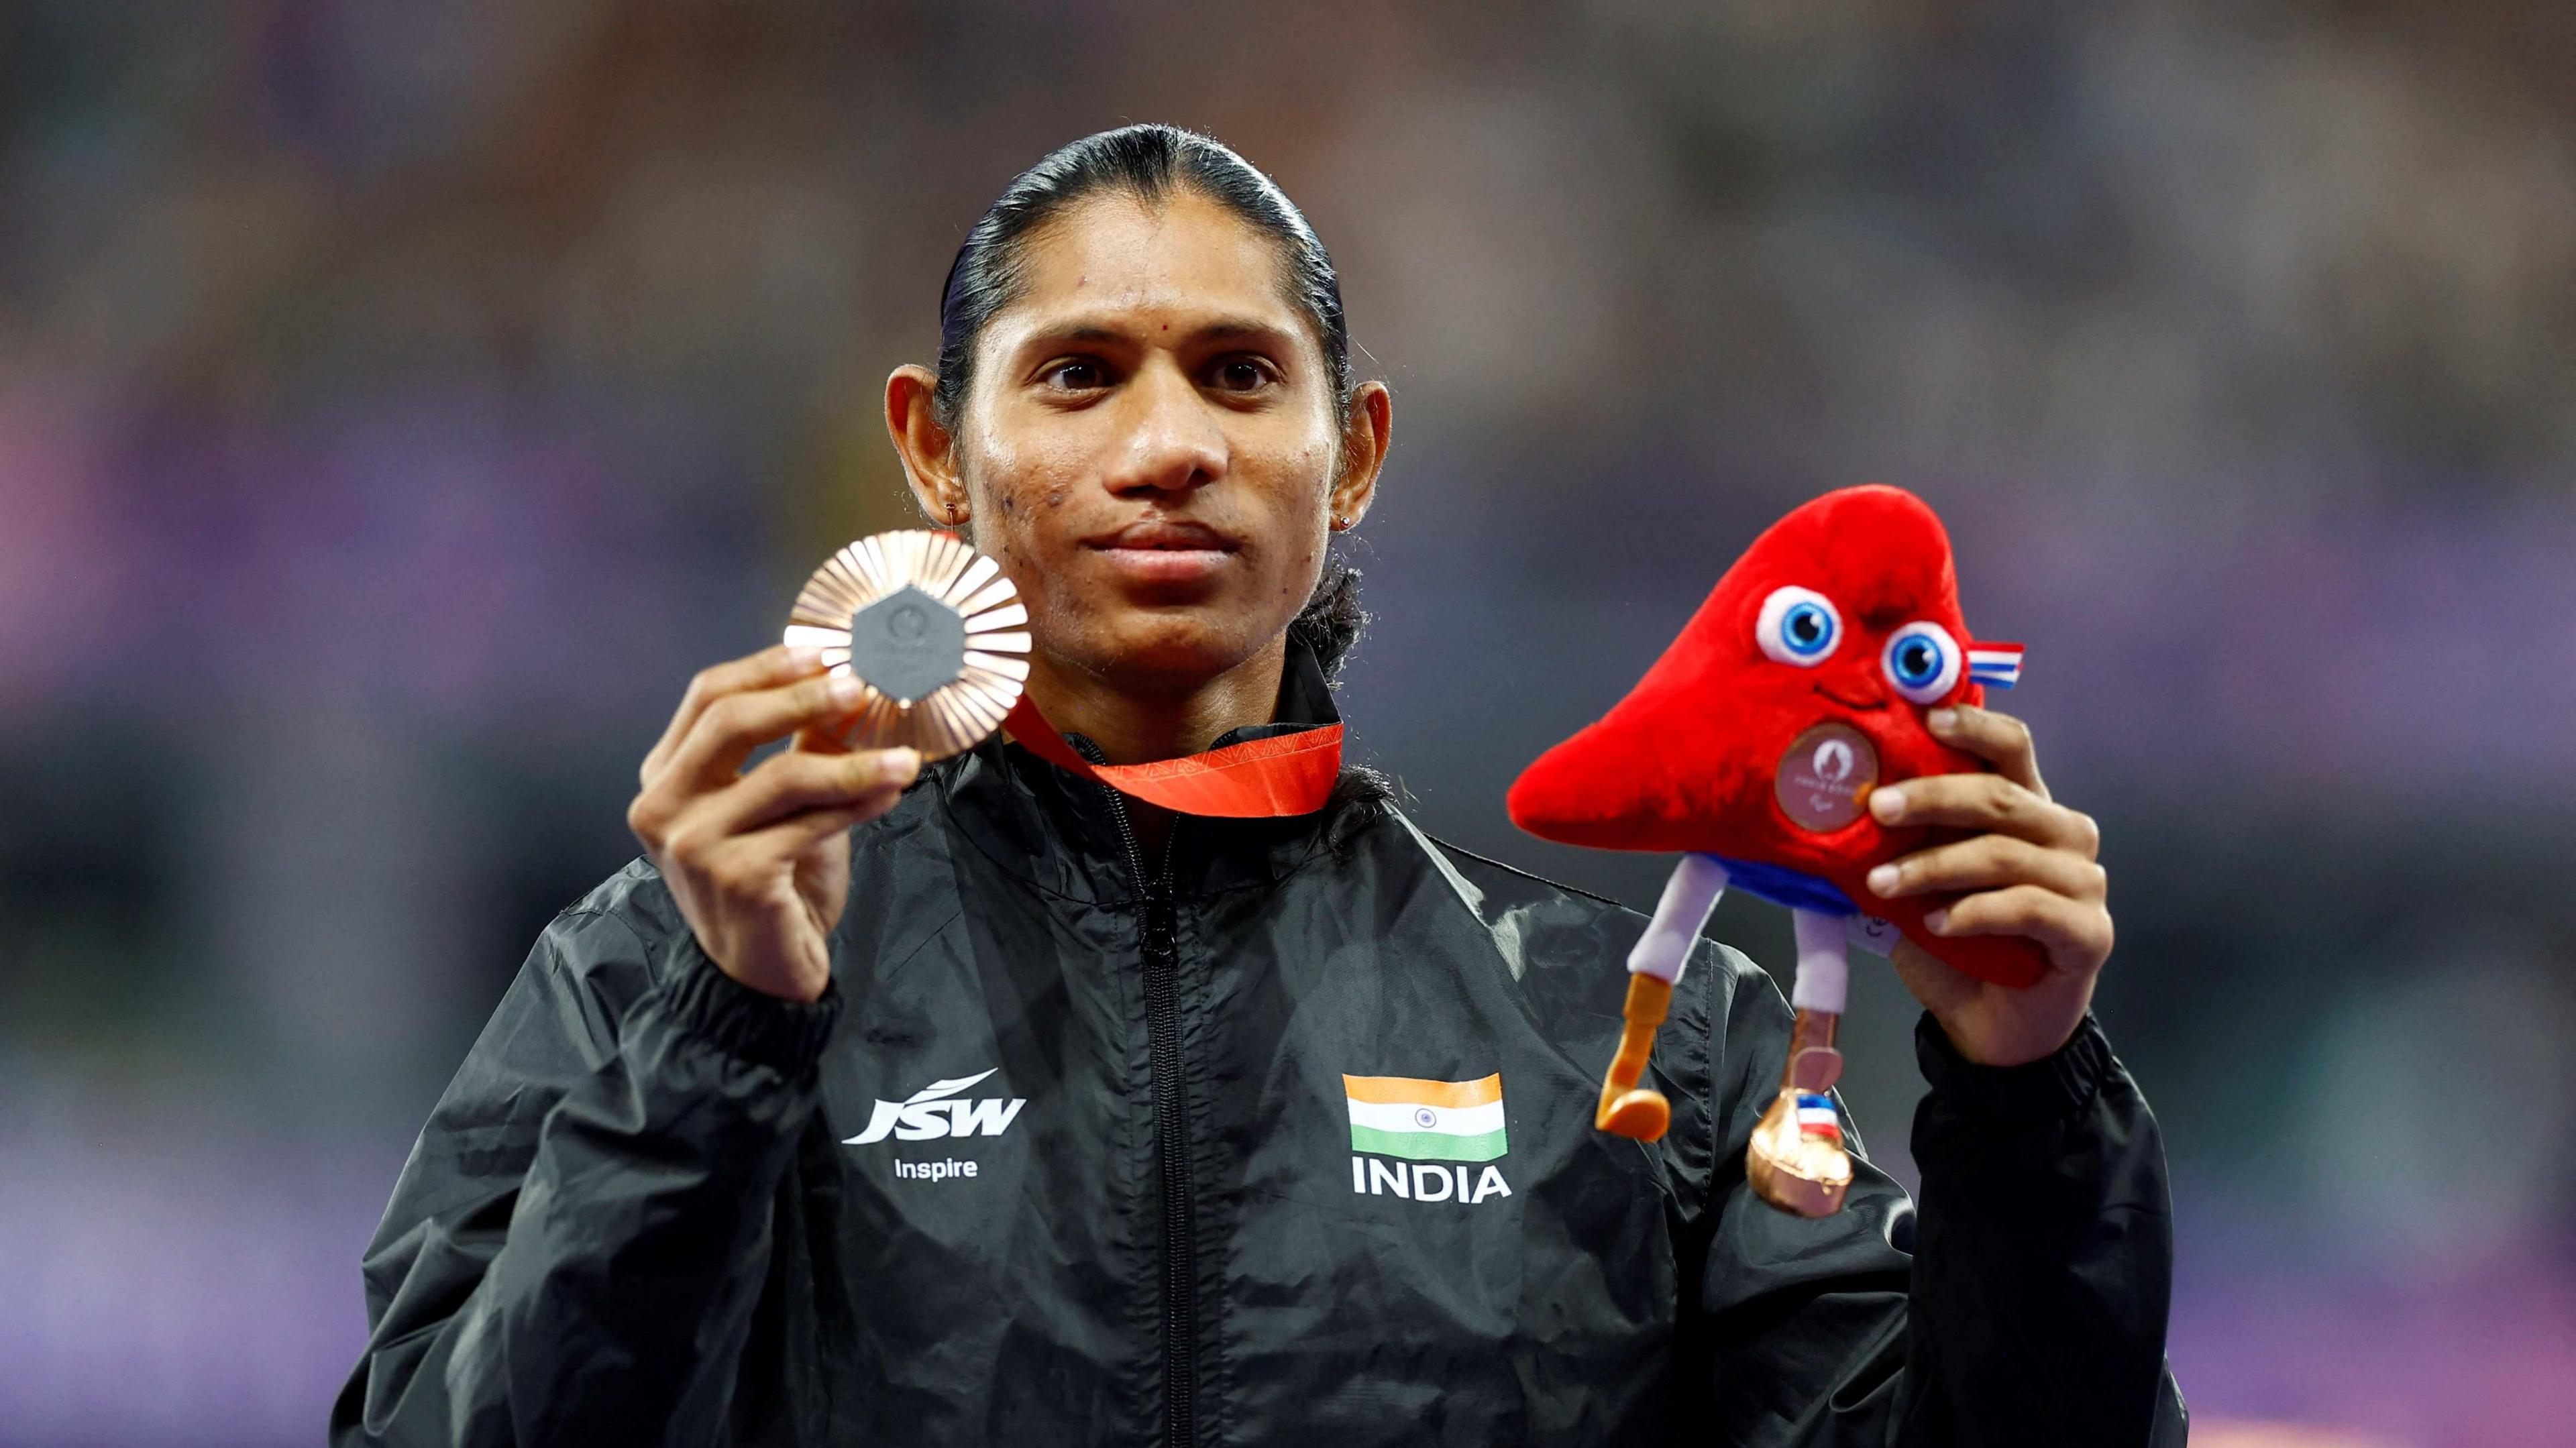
[{"x1": 1509, "y1": 485, "x2": 2035, "y2": 1217}]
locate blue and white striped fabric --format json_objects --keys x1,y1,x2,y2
[
  {"x1": 1794, "y1": 1092, "x2": 1841, "y2": 1141},
  {"x1": 1967, "y1": 642, "x2": 2024, "y2": 689}
]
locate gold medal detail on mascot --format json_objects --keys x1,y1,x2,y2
[{"x1": 784, "y1": 531, "x2": 1031, "y2": 760}]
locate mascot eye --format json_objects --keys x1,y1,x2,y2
[
  {"x1": 1755, "y1": 586, "x2": 1842, "y2": 667},
  {"x1": 1880, "y1": 621, "x2": 1962, "y2": 704}
]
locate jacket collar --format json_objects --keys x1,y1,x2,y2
[{"x1": 933, "y1": 640, "x2": 1344, "y2": 905}]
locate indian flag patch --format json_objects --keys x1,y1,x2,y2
[{"x1": 1342, "y1": 1073, "x2": 1507, "y2": 1163}]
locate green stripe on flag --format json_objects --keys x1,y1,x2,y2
[{"x1": 1348, "y1": 1123, "x2": 1508, "y2": 1163}]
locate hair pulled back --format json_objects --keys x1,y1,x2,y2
[
  {"x1": 934, "y1": 125, "x2": 1372, "y2": 686},
  {"x1": 934, "y1": 124, "x2": 1353, "y2": 433}
]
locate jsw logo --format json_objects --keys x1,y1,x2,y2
[{"x1": 843, "y1": 1069, "x2": 1025, "y2": 1146}]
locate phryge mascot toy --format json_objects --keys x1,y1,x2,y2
[{"x1": 1507, "y1": 485, "x2": 2034, "y2": 1217}]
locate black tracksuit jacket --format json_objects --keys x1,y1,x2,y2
[{"x1": 333, "y1": 655, "x2": 2188, "y2": 1446}]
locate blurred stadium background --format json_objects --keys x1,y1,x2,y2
[{"x1": 2, "y1": 2, "x2": 2571, "y2": 1443}]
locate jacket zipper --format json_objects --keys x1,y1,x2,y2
[{"x1": 1092, "y1": 773, "x2": 1197, "y2": 1447}]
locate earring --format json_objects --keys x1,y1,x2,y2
[{"x1": 1330, "y1": 514, "x2": 1351, "y2": 531}]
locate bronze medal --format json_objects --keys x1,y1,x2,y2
[
  {"x1": 783, "y1": 531, "x2": 1032, "y2": 760},
  {"x1": 1774, "y1": 722, "x2": 1878, "y2": 832}
]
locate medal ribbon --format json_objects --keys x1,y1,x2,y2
[{"x1": 1002, "y1": 693, "x2": 1344, "y2": 818}]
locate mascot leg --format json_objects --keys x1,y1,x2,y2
[
  {"x1": 1746, "y1": 909, "x2": 1858, "y2": 1216},
  {"x1": 1598, "y1": 854, "x2": 1729, "y2": 1140}
]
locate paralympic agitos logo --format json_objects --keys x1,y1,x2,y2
[{"x1": 843, "y1": 1068, "x2": 1026, "y2": 1144}]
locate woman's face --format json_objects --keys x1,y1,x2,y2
[{"x1": 892, "y1": 191, "x2": 1387, "y2": 698}]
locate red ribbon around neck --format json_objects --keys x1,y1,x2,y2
[{"x1": 1002, "y1": 694, "x2": 1344, "y2": 818}]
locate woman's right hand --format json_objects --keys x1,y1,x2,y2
[{"x1": 627, "y1": 645, "x2": 920, "y2": 1003}]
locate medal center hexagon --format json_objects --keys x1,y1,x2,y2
[{"x1": 846, "y1": 585, "x2": 967, "y2": 704}]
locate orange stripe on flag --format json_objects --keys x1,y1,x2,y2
[{"x1": 1340, "y1": 1073, "x2": 1503, "y2": 1109}]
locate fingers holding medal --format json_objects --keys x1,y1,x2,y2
[{"x1": 626, "y1": 532, "x2": 1029, "y2": 1003}]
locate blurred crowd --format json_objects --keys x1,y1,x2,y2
[{"x1": 1, "y1": 2, "x2": 2570, "y2": 1443}]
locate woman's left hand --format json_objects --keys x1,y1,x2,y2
[{"x1": 1862, "y1": 704, "x2": 2112, "y2": 1067}]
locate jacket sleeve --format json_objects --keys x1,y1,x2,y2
[
  {"x1": 330, "y1": 874, "x2": 842, "y2": 1447},
  {"x1": 1688, "y1": 965, "x2": 2188, "y2": 1445}
]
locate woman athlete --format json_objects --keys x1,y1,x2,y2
[{"x1": 336, "y1": 125, "x2": 2184, "y2": 1447}]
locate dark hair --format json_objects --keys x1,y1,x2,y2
[
  {"x1": 940, "y1": 127, "x2": 1392, "y2": 842},
  {"x1": 934, "y1": 125, "x2": 1372, "y2": 680},
  {"x1": 934, "y1": 124, "x2": 1353, "y2": 433}
]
